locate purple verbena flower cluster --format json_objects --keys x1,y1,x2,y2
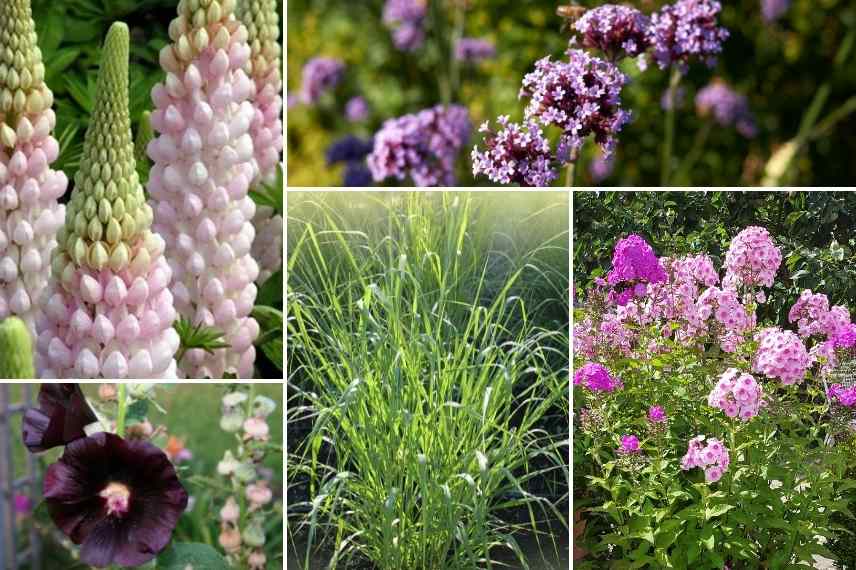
[
  {"x1": 520, "y1": 50, "x2": 630, "y2": 159},
  {"x1": 573, "y1": 362, "x2": 623, "y2": 393},
  {"x1": 648, "y1": 0, "x2": 729, "y2": 72},
  {"x1": 695, "y1": 80, "x2": 757, "y2": 138},
  {"x1": 589, "y1": 151, "x2": 615, "y2": 183},
  {"x1": 470, "y1": 117, "x2": 557, "y2": 187},
  {"x1": 455, "y1": 38, "x2": 496, "y2": 63},
  {"x1": 368, "y1": 104, "x2": 470, "y2": 186},
  {"x1": 761, "y1": 0, "x2": 791, "y2": 23},
  {"x1": 383, "y1": 0, "x2": 427, "y2": 52},
  {"x1": 345, "y1": 96, "x2": 370, "y2": 122},
  {"x1": 573, "y1": 4, "x2": 650, "y2": 61},
  {"x1": 300, "y1": 57, "x2": 345, "y2": 104}
]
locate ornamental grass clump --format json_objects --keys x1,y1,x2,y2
[
  {"x1": 147, "y1": 0, "x2": 260, "y2": 378},
  {"x1": 0, "y1": 0, "x2": 68, "y2": 335},
  {"x1": 574, "y1": 227, "x2": 855, "y2": 566},
  {"x1": 288, "y1": 193, "x2": 569, "y2": 569},
  {"x1": 36, "y1": 23, "x2": 179, "y2": 379}
]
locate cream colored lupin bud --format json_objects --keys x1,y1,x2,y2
[
  {"x1": 148, "y1": 0, "x2": 260, "y2": 378},
  {"x1": 0, "y1": 0, "x2": 68, "y2": 340},
  {"x1": 35, "y1": 23, "x2": 179, "y2": 379},
  {"x1": 239, "y1": 0, "x2": 282, "y2": 285}
]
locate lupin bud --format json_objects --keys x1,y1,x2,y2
[
  {"x1": 148, "y1": 0, "x2": 261, "y2": 378},
  {"x1": 0, "y1": 0, "x2": 68, "y2": 336},
  {"x1": 0, "y1": 316, "x2": 35, "y2": 378},
  {"x1": 35, "y1": 23, "x2": 178, "y2": 379}
]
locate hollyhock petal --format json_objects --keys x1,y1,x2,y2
[{"x1": 22, "y1": 384, "x2": 98, "y2": 452}]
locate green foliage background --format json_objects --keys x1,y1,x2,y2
[
  {"x1": 573, "y1": 191, "x2": 856, "y2": 326},
  {"x1": 286, "y1": 0, "x2": 856, "y2": 187}
]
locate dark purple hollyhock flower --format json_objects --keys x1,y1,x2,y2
[
  {"x1": 22, "y1": 384, "x2": 98, "y2": 453},
  {"x1": 44, "y1": 432, "x2": 188, "y2": 568}
]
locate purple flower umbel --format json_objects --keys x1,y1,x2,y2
[
  {"x1": 648, "y1": 405, "x2": 667, "y2": 423},
  {"x1": 383, "y1": 0, "x2": 427, "y2": 51},
  {"x1": 300, "y1": 57, "x2": 345, "y2": 104},
  {"x1": 761, "y1": 0, "x2": 790, "y2": 22},
  {"x1": 648, "y1": 0, "x2": 729, "y2": 72},
  {"x1": 455, "y1": 38, "x2": 496, "y2": 62},
  {"x1": 471, "y1": 117, "x2": 557, "y2": 187},
  {"x1": 520, "y1": 50, "x2": 630, "y2": 159},
  {"x1": 44, "y1": 432, "x2": 188, "y2": 568},
  {"x1": 574, "y1": 5, "x2": 650, "y2": 61},
  {"x1": 607, "y1": 234, "x2": 667, "y2": 303},
  {"x1": 368, "y1": 104, "x2": 470, "y2": 186},
  {"x1": 22, "y1": 384, "x2": 97, "y2": 453}
]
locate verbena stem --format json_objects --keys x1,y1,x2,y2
[
  {"x1": 660, "y1": 68, "x2": 681, "y2": 186},
  {"x1": 116, "y1": 384, "x2": 127, "y2": 438}
]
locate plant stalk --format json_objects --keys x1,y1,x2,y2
[
  {"x1": 116, "y1": 384, "x2": 127, "y2": 438},
  {"x1": 661, "y1": 68, "x2": 681, "y2": 186}
]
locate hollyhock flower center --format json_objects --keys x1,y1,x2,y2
[{"x1": 100, "y1": 482, "x2": 132, "y2": 517}]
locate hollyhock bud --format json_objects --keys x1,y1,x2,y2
[
  {"x1": 239, "y1": 0, "x2": 283, "y2": 286},
  {"x1": 35, "y1": 24, "x2": 179, "y2": 379},
  {"x1": 252, "y1": 394, "x2": 277, "y2": 418},
  {"x1": 0, "y1": 0, "x2": 68, "y2": 340},
  {"x1": 98, "y1": 383, "x2": 117, "y2": 401},
  {"x1": 246, "y1": 480, "x2": 273, "y2": 508},
  {"x1": 242, "y1": 516, "x2": 266, "y2": 547},
  {"x1": 148, "y1": 0, "x2": 260, "y2": 378},
  {"x1": 217, "y1": 450, "x2": 240, "y2": 476},
  {"x1": 248, "y1": 549, "x2": 266, "y2": 570},
  {"x1": 22, "y1": 383, "x2": 98, "y2": 452},
  {"x1": 243, "y1": 416, "x2": 269, "y2": 440},
  {"x1": 220, "y1": 496, "x2": 240, "y2": 523},
  {"x1": 218, "y1": 525, "x2": 242, "y2": 554}
]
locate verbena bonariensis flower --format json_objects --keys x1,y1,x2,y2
[
  {"x1": 148, "y1": 0, "x2": 260, "y2": 378},
  {"x1": 454, "y1": 37, "x2": 496, "y2": 62},
  {"x1": 471, "y1": 117, "x2": 557, "y2": 187},
  {"x1": 573, "y1": 4, "x2": 650, "y2": 62},
  {"x1": 22, "y1": 383, "x2": 97, "y2": 452},
  {"x1": 708, "y1": 368, "x2": 764, "y2": 420},
  {"x1": 617, "y1": 434, "x2": 640, "y2": 454},
  {"x1": 761, "y1": 0, "x2": 790, "y2": 23},
  {"x1": 681, "y1": 435, "x2": 729, "y2": 483},
  {"x1": 239, "y1": 0, "x2": 283, "y2": 286},
  {"x1": 648, "y1": 405, "x2": 667, "y2": 423},
  {"x1": 723, "y1": 226, "x2": 781, "y2": 289},
  {"x1": 520, "y1": 50, "x2": 630, "y2": 159},
  {"x1": 0, "y1": 0, "x2": 68, "y2": 338},
  {"x1": 648, "y1": 0, "x2": 729, "y2": 72},
  {"x1": 589, "y1": 151, "x2": 614, "y2": 183},
  {"x1": 36, "y1": 24, "x2": 179, "y2": 379},
  {"x1": 368, "y1": 104, "x2": 470, "y2": 186},
  {"x1": 695, "y1": 80, "x2": 757, "y2": 138},
  {"x1": 574, "y1": 362, "x2": 623, "y2": 392},
  {"x1": 383, "y1": 0, "x2": 427, "y2": 52},
  {"x1": 753, "y1": 327, "x2": 810, "y2": 385},
  {"x1": 606, "y1": 234, "x2": 667, "y2": 305},
  {"x1": 345, "y1": 96, "x2": 370, "y2": 122},
  {"x1": 44, "y1": 431, "x2": 188, "y2": 568},
  {"x1": 299, "y1": 57, "x2": 345, "y2": 104}
]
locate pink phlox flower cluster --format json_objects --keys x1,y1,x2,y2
[
  {"x1": 697, "y1": 285, "x2": 755, "y2": 351},
  {"x1": 822, "y1": 305, "x2": 852, "y2": 338},
  {"x1": 810, "y1": 339, "x2": 838, "y2": 376},
  {"x1": 618, "y1": 434, "x2": 640, "y2": 454},
  {"x1": 708, "y1": 368, "x2": 764, "y2": 420},
  {"x1": 828, "y1": 384, "x2": 856, "y2": 407},
  {"x1": 648, "y1": 405, "x2": 667, "y2": 423},
  {"x1": 573, "y1": 362, "x2": 623, "y2": 392},
  {"x1": 723, "y1": 226, "x2": 781, "y2": 289},
  {"x1": 788, "y1": 289, "x2": 831, "y2": 338},
  {"x1": 753, "y1": 327, "x2": 810, "y2": 385},
  {"x1": 680, "y1": 435, "x2": 730, "y2": 483},
  {"x1": 606, "y1": 234, "x2": 667, "y2": 306},
  {"x1": 832, "y1": 323, "x2": 856, "y2": 350}
]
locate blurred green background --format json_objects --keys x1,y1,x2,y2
[
  {"x1": 4, "y1": 383, "x2": 283, "y2": 569},
  {"x1": 286, "y1": 0, "x2": 856, "y2": 187}
]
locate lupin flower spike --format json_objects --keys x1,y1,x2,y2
[
  {"x1": 147, "y1": 0, "x2": 260, "y2": 378},
  {"x1": 35, "y1": 23, "x2": 180, "y2": 379},
  {"x1": 0, "y1": 0, "x2": 68, "y2": 336},
  {"x1": 239, "y1": 0, "x2": 283, "y2": 284}
]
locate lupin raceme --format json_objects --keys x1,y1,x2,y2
[
  {"x1": 36, "y1": 23, "x2": 180, "y2": 379},
  {"x1": 0, "y1": 0, "x2": 68, "y2": 339},
  {"x1": 148, "y1": 0, "x2": 261, "y2": 378}
]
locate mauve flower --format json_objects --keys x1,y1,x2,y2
[
  {"x1": 22, "y1": 383, "x2": 97, "y2": 452},
  {"x1": 454, "y1": 38, "x2": 496, "y2": 62},
  {"x1": 648, "y1": 0, "x2": 729, "y2": 72},
  {"x1": 0, "y1": 0, "x2": 68, "y2": 335},
  {"x1": 44, "y1": 432, "x2": 188, "y2": 568},
  {"x1": 299, "y1": 57, "x2": 345, "y2": 104},
  {"x1": 574, "y1": 4, "x2": 650, "y2": 61},
  {"x1": 345, "y1": 96, "x2": 370, "y2": 122},
  {"x1": 618, "y1": 434, "x2": 640, "y2": 454},
  {"x1": 148, "y1": 0, "x2": 260, "y2": 378},
  {"x1": 589, "y1": 152, "x2": 614, "y2": 183},
  {"x1": 383, "y1": 0, "x2": 427, "y2": 51},
  {"x1": 520, "y1": 50, "x2": 630, "y2": 159},
  {"x1": 35, "y1": 24, "x2": 179, "y2": 379},
  {"x1": 648, "y1": 405, "x2": 667, "y2": 423},
  {"x1": 368, "y1": 104, "x2": 470, "y2": 186},
  {"x1": 696, "y1": 80, "x2": 757, "y2": 138},
  {"x1": 761, "y1": 0, "x2": 790, "y2": 22},
  {"x1": 14, "y1": 494, "x2": 32, "y2": 515},
  {"x1": 471, "y1": 117, "x2": 557, "y2": 187}
]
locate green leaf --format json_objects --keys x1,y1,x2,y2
[
  {"x1": 704, "y1": 503, "x2": 734, "y2": 521},
  {"x1": 125, "y1": 399, "x2": 149, "y2": 426},
  {"x1": 261, "y1": 337, "x2": 283, "y2": 371},
  {"x1": 156, "y1": 542, "x2": 229, "y2": 570},
  {"x1": 256, "y1": 268, "x2": 283, "y2": 308},
  {"x1": 252, "y1": 305, "x2": 283, "y2": 334}
]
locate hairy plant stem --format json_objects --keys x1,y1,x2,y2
[
  {"x1": 660, "y1": 68, "x2": 682, "y2": 186},
  {"x1": 116, "y1": 384, "x2": 128, "y2": 438}
]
